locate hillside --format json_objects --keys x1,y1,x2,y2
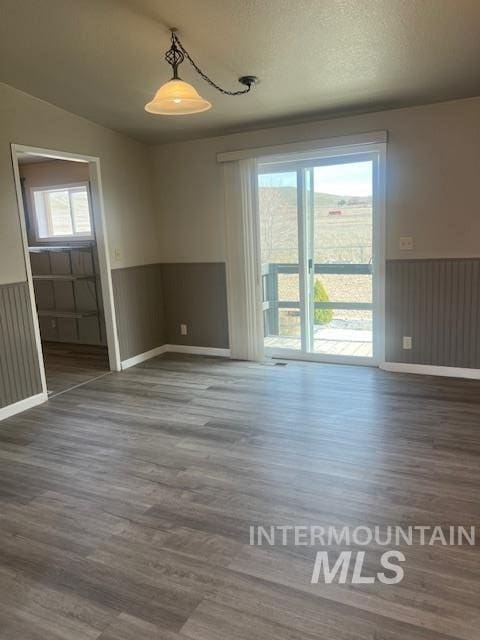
[
  {"x1": 259, "y1": 186, "x2": 371, "y2": 208},
  {"x1": 259, "y1": 186, "x2": 373, "y2": 264}
]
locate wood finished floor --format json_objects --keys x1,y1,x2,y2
[
  {"x1": 0, "y1": 353, "x2": 479, "y2": 639},
  {"x1": 42, "y1": 342, "x2": 110, "y2": 397}
]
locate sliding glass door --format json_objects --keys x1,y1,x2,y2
[
  {"x1": 259, "y1": 170, "x2": 302, "y2": 349},
  {"x1": 258, "y1": 149, "x2": 384, "y2": 364}
]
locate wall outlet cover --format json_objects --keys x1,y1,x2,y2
[
  {"x1": 399, "y1": 236, "x2": 414, "y2": 251},
  {"x1": 180, "y1": 323, "x2": 188, "y2": 335},
  {"x1": 403, "y1": 336, "x2": 413, "y2": 350}
]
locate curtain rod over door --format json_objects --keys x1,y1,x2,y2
[{"x1": 217, "y1": 130, "x2": 387, "y2": 163}]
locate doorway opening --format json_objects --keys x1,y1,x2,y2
[
  {"x1": 11, "y1": 145, "x2": 120, "y2": 398},
  {"x1": 258, "y1": 145, "x2": 385, "y2": 365}
]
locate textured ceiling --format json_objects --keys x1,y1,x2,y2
[{"x1": 1, "y1": 0, "x2": 480, "y2": 143}]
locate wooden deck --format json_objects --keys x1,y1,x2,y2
[{"x1": 265, "y1": 335, "x2": 373, "y2": 357}]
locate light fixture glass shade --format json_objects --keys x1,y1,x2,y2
[{"x1": 145, "y1": 79, "x2": 212, "y2": 115}]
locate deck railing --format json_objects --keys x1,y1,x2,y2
[{"x1": 261, "y1": 262, "x2": 373, "y2": 336}]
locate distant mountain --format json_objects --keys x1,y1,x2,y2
[
  {"x1": 259, "y1": 186, "x2": 372, "y2": 208},
  {"x1": 258, "y1": 186, "x2": 373, "y2": 264}
]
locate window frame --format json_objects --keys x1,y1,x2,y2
[{"x1": 30, "y1": 181, "x2": 94, "y2": 242}]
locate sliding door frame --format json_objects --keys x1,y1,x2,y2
[{"x1": 258, "y1": 142, "x2": 386, "y2": 366}]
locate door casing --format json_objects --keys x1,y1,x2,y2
[{"x1": 10, "y1": 143, "x2": 122, "y2": 406}]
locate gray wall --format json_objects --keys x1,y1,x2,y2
[
  {"x1": 162, "y1": 263, "x2": 229, "y2": 349},
  {"x1": 112, "y1": 258, "x2": 480, "y2": 369},
  {"x1": 0, "y1": 282, "x2": 42, "y2": 408},
  {"x1": 386, "y1": 258, "x2": 480, "y2": 368},
  {"x1": 111, "y1": 264, "x2": 166, "y2": 361},
  {"x1": 111, "y1": 262, "x2": 229, "y2": 361}
]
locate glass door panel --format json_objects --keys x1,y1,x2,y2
[
  {"x1": 310, "y1": 160, "x2": 373, "y2": 358},
  {"x1": 259, "y1": 171, "x2": 301, "y2": 350}
]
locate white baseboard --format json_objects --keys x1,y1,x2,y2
[
  {"x1": 165, "y1": 344, "x2": 231, "y2": 358},
  {"x1": 121, "y1": 345, "x2": 168, "y2": 369},
  {"x1": 381, "y1": 362, "x2": 480, "y2": 380},
  {"x1": 0, "y1": 392, "x2": 47, "y2": 422},
  {"x1": 121, "y1": 344, "x2": 231, "y2": 369}
]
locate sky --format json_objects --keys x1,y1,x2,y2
[{"x1": 258, "y1": 161, "x2": 372, "y2": 197}]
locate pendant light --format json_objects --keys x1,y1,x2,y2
[{"x1": 145, "y1": 29, "x2": 258, "y2": 116}]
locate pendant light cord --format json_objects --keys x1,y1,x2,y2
[{"x1": 171, "y1": 32, "x2": 256, "y2": 95}]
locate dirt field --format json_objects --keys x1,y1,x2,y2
[{"x1": 259, "y1": 186, "x2": 373, "y2": 306}]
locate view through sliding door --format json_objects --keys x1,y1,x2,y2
[{"x1": 259, "y1": 149, "x2": 384, "y2": 365}]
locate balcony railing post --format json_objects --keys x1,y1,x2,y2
[
  {"x1": 263, "y1": 263, "x2": 279, "y2": 336},
  {"x1": 263, "y1": 262, "x2": 373, "y2": 338},
  {"x1": 270, "y1": 263, "x2": 279, "y2": 335}
]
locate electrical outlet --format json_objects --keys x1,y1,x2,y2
[
  {"x1": 403, "y1": 336, "x2": 412, "y2": 350},
  {"x1": 51, "y1": 319, "x2": 57, "y2": 329},
  {"x1": 399, "y1": 236, "x2": 414, "y2": 251},
  {"x1": 180, "y1": 323, "x2": 188, "y2": 336},
  {"x1": 114, "y1": 248, "x2": 121, "y2": 262}
]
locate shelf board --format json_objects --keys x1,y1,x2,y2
[
  {"x1": 33, "y1": 274, "x2": 96, "y2": 281},
  {"x1": 37, "y1": 310, "x2": 98, "y2": 319},
  {"x1": 29, "y1": 244, "x2": 94, "y2": 253}
]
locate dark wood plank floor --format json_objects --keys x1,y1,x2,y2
[
  {"x1": 42, "y1": 342, "x2": 110, "y2": 397},
  {"x1": 0, "y1": 354, "x2": 479, "y2": 639}
]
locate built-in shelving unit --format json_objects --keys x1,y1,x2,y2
[
  {"x1": 29, "y1": 243, "x2": 105, "y2": 345},
  {"x1": 37, "y1": 310, "x2": 98, "y2": 319},
  {"x1": 32, "y1": 274, "x2": 96, "y2": 281},
  {"x1": 28, "y1": 243, "x2": 94, "y2": 253}
]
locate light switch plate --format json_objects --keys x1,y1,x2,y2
[{"x1": 399, "y1": 236, "x2": 414, "y2": 251}]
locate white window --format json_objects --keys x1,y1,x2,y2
[{"x1": 32, "y1": 183, "x2": 93, "y2": 240}]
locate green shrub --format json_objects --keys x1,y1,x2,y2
[{"x1": 314, "y1": 279, "x2": 333, "y2": 325}]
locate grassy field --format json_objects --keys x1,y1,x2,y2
[
  {"x1": 259, "y1": 186, "x2": 373, "y2": 309},
  {"x1": 259, "y1": 186, "x2": 372, "y2": 264}
]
